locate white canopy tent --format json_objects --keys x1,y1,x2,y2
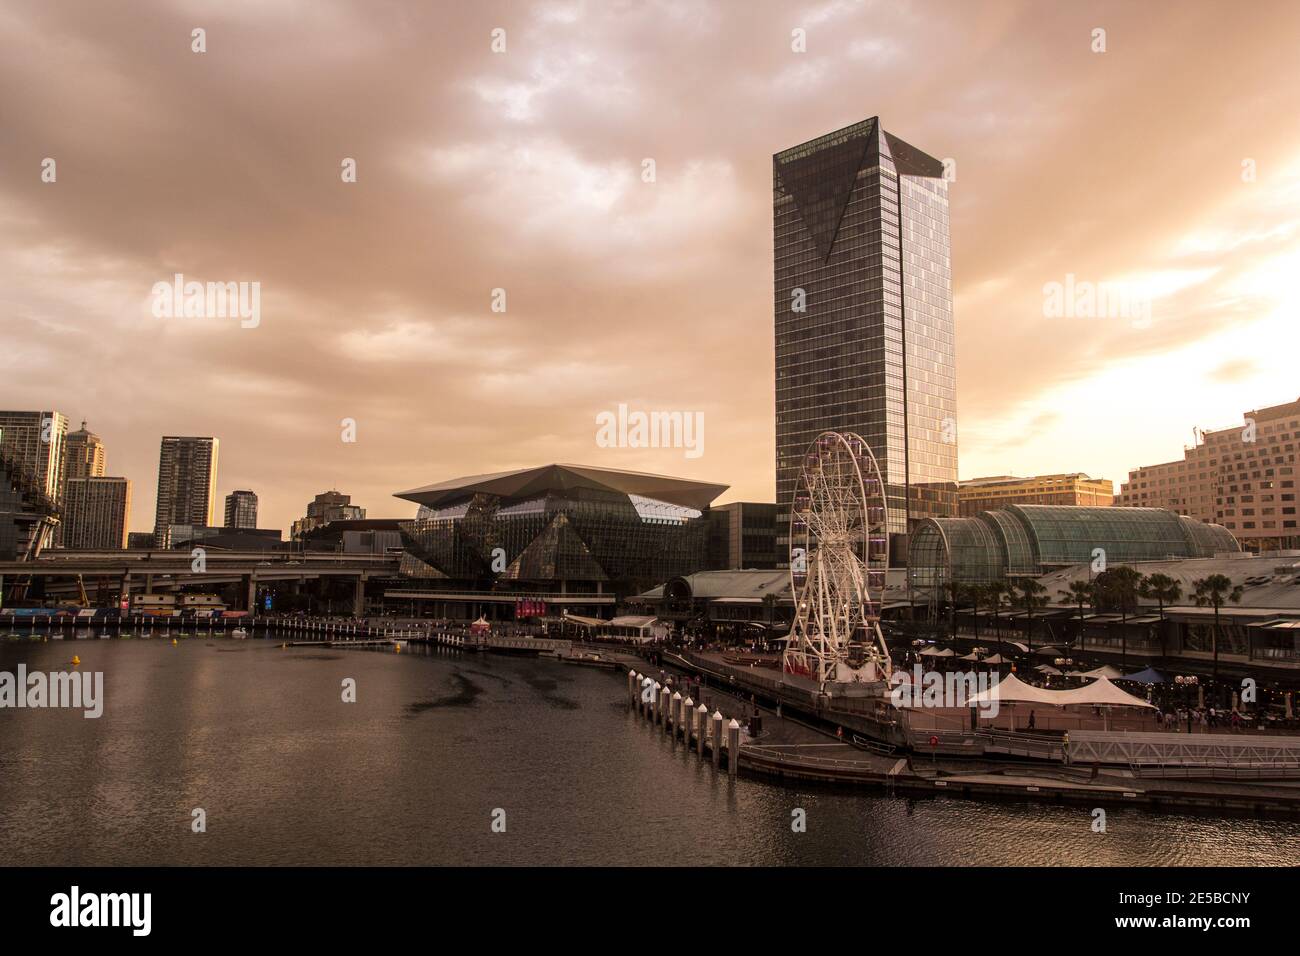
[{"x1": 964, "y1": 673, "x2": 1154, "y2": 709}]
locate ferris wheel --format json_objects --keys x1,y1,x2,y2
[{"x1": 783, "y1": 430, "x2": 892, "y2": 685}]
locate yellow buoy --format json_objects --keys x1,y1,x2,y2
[
  {"x1": 171, "y1": 638, "x2": 178, "y2": 646},
  {"x1": 71, "y1": 655, "x2": 81, "y2": 666}
]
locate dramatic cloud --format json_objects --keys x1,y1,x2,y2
[{"x1": 1, "y1": 0, "x2": 1298, "y2": 533}]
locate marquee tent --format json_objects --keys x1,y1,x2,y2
[{"x1": 964, "y1": 673, "x2": 1154, "y2": 709}]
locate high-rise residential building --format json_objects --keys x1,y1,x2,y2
[
  {"x1": 773, "y1": 117, "x2": 957, "y2": 565},
  {"x1": 62, "y1": 476, "x2": 131, "y2": 549},
  {"x1": 1116, "y1": 397, "x2": 1300, "y2": 552},
  {"x1": 0, "y1": 410, "x2": 70, "y2": 502},
  {"x1": 154, "y1": 436, "x2": 219, "y2": 544},
  {"x1": 224, "y1": 489, "x2": 259, "y2": 529},
  {"x1": 291, "y1": 490, "x2": 365, "y2": 540},
  {"x1": 0, "y1": 443, "x2": 61, "y2": 561},
  {"x1": 64, "y1": 421, "x2": 106, "y2": 481},
  {"x1": 958, "y1": 474, "x2": 1113, "y2": 517}
]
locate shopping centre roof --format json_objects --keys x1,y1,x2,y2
[{"x1": 1039, "y1": 551, "x2": 1300, "y2": 613}]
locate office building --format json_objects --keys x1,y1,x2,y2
[
  {"x1": 291, "y1": 490, "x2": 366, "y2": 540},
  {"x1": 958, "y1": 474, "x2": 1113, "y2": 516},
  {"x1": 64, "y1": 421, "x2": 106, "y2": 481},
  {"x1": 774, "y1": 117, "x2": 957, "y2": 565},
  {"x1": 224, "y1": 489, "x2": 259, "y2": 529},
  {"x1": 708, "y1": 502, "x2": 779, "y2": 570}
]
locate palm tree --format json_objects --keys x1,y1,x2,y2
[
  {"x1": 1139, "y1": 572, "x2": 1182, "y2": 658},
  {"x1": 945, "y1": 578, "x2": 961, "y2": 640},
  {"x1": 1013, "y1": 577, "x2": 1049, "y2": 656},
  {"x1": 985, "y1": 580, "x2": 1012, "y2": 658},
  {"x1": 969, "y1": 583, "x2": 986, "y2": 642},
  {"x1": 1193, "y1": 574, "x2": 1243, "y2": 680},
  {"x1": 1058, "y1": 579, "x2": 1093, "y2": 650},
  {"x1": 1094, "y1": 566, "x2": 1142, "y2": 670}
]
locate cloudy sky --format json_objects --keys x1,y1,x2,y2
[{"x1": 2, "y1": 0, "x2": 1298, "y2": 534}]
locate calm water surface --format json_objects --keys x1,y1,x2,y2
[{"x1": 2, "y1": 633, "x2": 1298, "y2": 866}]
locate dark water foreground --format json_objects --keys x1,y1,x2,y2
[{"x1": 2, "y1": 636, "x2": 1298, "y2": 866}]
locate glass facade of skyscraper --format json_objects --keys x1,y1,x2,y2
[{"x1": 774, "y1": 117, "x2": 957, "y2": 564}]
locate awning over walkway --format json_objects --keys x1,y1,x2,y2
[{"x1": 562, "y1": 614, "x2": 606, "y2": 628}]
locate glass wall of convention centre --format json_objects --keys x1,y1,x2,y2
[
  {"x1": 400, "y1": 486, "x2": 711, "y2": 598},
  {"x1": 907, "y1": 505, "x2": 1240, "y2": 598}
]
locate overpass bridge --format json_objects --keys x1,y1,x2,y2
[{"x1": 0, "y1": 550, "x2": 401, "y2": 616}]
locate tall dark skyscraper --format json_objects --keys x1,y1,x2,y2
[
  {"x1": 773, "y1": 117, "x2": 957, "y2": 563},
  {"x1": 154, "y1": 436, "x2": 219, "y2": 543}
]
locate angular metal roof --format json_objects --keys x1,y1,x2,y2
[{"x1": 395, "y1": 463, "x2": 728, "y2": 511}]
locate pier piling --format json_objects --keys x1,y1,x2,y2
[
  {"x1": 727, "y1": 719, "x2": 741, "y2": 777},
  {"x1": 711, "y1": 711, "x2": 723, "y2": 768},
  {"x1": 696, "y1": 704, "x2": 708, "y2": 756}
]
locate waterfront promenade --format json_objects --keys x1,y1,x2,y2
[{"x1": 630, "y1": 653, "x2": 1300, "y2": 818}]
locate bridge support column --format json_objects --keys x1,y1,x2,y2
[
  {"x1": 352, "y1": 575, "x2": 365, "y2": 619},
  {"x1": 120, "y1": 572, "x2": 131, "y2": 612},
  {"x1": 245, "y1": 575, "x2": 257, "y2": 617}
]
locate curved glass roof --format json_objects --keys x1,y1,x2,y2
[{"x1": 909, "y1": 505, "x2": 1240, "y2": 595}]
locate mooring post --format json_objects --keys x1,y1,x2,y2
[
  {"x1": 628, "y1": 670, "x2": 637, "y2": 707},
  {"x1": 683, "y1": 697, "x2": 694, "y2": 742},
  {"x1": 711, "y1": 711, "x2": 724, "y2": 768},
  {"x1": 696, "y1": 704, "x2": 708, "y2": 756},
  {"x1": 727, "y1": 719, "x2": 741, "y2": 777},
  {"x1": 671, "y1": 692, "x2": 682, "y2": 736},
  {"x1": 660, "y1": 688, "x2": 671, "y2": 733}
]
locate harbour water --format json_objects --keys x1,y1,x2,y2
[{"x1": 2, "y1": 634, "x2": 1298, "y2": 866}]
